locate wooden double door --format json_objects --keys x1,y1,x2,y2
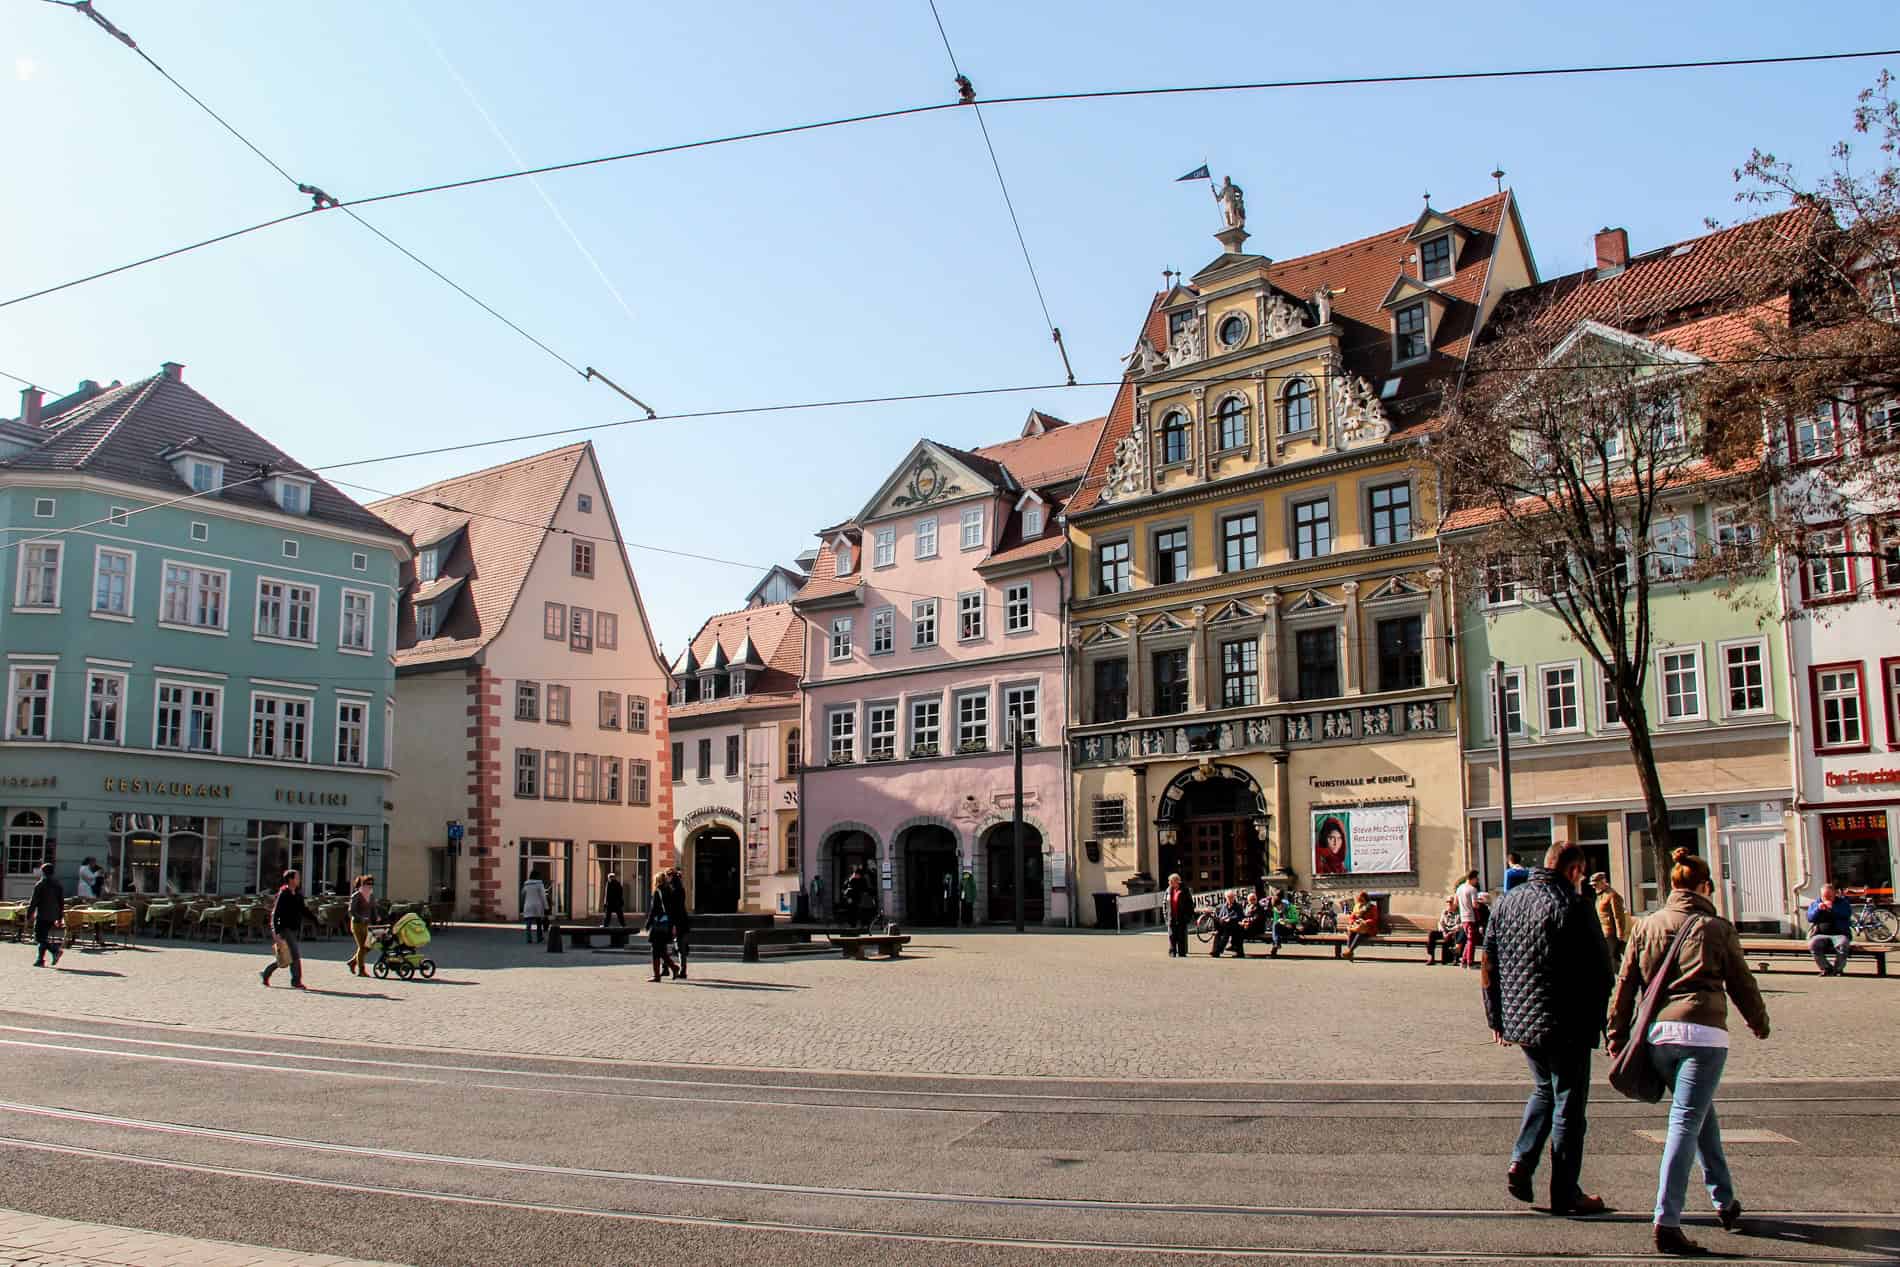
[{"x1": 1159, "y1": 817, "x2": 1250, "y2": 893}]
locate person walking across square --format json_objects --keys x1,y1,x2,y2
[
  {"x1": 1483, "y1": 843, "x2": 1614, "y2": 1217},
  {"x1": 1608, "y1": 849, "x2": 1769, "y2": 1257},
  {"x1": 346, "y1": 874, "x2": 375, "y2": 977},
  {"x1": 260, "y1": 869, "x2": 309, "y2": 990},
  {"x1": 1455, "y1": 870, "x2": 1482, "y2": 968},
  {"x1": 602, "y1": 873, "x2": 627, "y2": 929},
  {"x1": 1592, "y1": 873, "x2": 1630, "y2": 970},
  {"x1": 27, "y1": 863, "x2": 63, "y2": 968}
]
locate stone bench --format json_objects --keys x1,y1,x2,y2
[
  {"x1": 1739, "y1": 937, "x2": 1889, "y2": 978},
  {"x1": 827, "y1": 934, "x2": 910, "y2": 960}
]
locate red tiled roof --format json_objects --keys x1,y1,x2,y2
[
  {"x1": 371, "y1": 443, "x2": 588, "y2": 667},
  {"x1": 1440, "y1": 454, "x2": 1764, "y2": 534},
  {"x1": 973, "y1": 414, "x2": 1107, "y2": 490},
  {"x1": 682, "y1": 601, "x2": 804, "y2": 689},
  {"x1": 791, "y1": 536, "x2": 862, "y2": 605}
]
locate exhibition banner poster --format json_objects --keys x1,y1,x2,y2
[{"x1": 1311, "y1": 804, "x2": 1413, "y2": 875}]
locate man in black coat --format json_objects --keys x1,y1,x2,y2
[
  {"x1": 260, "y1": 869, "x2": 309, "y2": 989},
  {"x1": 602, "y1": 873, "x2": 627, "y2": 928},
  {"x1": 660, "y1": 870, "x2": 692, "y2": 980},
  {"x1": 27, "y1": 863, "x2": 63, "y2": 968},
  {"x1": 1481, "y1": 842, "x2": 1613, "y2": 1216}
]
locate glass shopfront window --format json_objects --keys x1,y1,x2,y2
[
  {"x1": 1625, "y1": 808, "x2": 1707, "y2": 913},
  {"x1": 1478, "y1": 817, "x2": 1552, "y2": 890},
  {"x1": 253, "y1": 820, "x2": 295, "y2": 893},
  {"x1": 109, "y1": 814, "x2": 219, "y2": 895},
  {"x1": 315, "y1": 824, "x2": 367, "y2": 896},
  {"x1": 1821, "y1": 811, "x2": 1893, "y2": 892}
]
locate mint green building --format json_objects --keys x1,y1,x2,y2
[{"x1": 1, "y1": 365, "x2": 410, "y2": 901}]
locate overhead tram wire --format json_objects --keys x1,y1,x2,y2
[
  {"x1": 39, "y1": 0, "x2": 611, "y2": 391},
  {"x1": 924, "y1": 0, "x2": 1075, "y2": 385},
  {"x1": 6, "y1": 44, "x2": 1896, "y2": 314}
]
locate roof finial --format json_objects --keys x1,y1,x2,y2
[
  {"x1": 1422, "y1": 190, "x2": 1431, "y2": 207},
  {"x1": 1491, "y1": 166, "x2": 1506, "y2": 193}
]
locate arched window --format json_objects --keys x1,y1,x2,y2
[
  {"x1": 785, "y1": 727, "x2": 801, "y2": 775},
  {"x1": 1215, "y1": 395, "x2": 1249, "y2": 450},
  {"x1": 1282, "y1": 377, "x2": 1316, "y2": 434},
  {"x1": 1160, "y1": 411, "x2": 1190, "y2": 465}
]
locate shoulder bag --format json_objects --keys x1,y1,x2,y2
[{"x1": 1607, "y1": 914, "x2": 1703, "y2": 1103}]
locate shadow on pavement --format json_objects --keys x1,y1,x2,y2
[
  {"x1": 679, "y1": 978, "x2": 807, "y2": 992},
  {"x1": 286, "y1": 987, "x2": 400, "y2": 1000},
  {"x1": 1740, "y1": 1217, "x2": 1900, "y2": 1257},
  {"x1": 51, "y1": 968, "x2": 125, "y2": 978}
]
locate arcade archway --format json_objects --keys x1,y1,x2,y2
[{"x1": 1155, "y1": 763, "x2": 1269, "y2": 894}]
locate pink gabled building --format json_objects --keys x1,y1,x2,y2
[{"x1": 793, "y1": 411, "x2": 1104, "y2": 925}]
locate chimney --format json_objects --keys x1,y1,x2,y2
[
  {"x1": 1594, "y1": 227, "x2": 1629, "y2": 278},
  {"x1": 18, "y1": 385, "x2": 42, "y2": 427},
  {"x1": 160, "y1": 361, "x2": 185, "y2": 382}
]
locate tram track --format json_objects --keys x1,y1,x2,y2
[
  {"x1": 0, "y1": 1134, "x2": 1880, "y2": 1266},
  {"x1": 0, "y1": 1021, "x2": 1888, "y2": 1117}
]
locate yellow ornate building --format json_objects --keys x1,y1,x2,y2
[{"x1": 1065, "y1": 189, "x2": 1536, "y2": 920}]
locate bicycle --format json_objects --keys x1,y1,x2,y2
[{"x1": 1843, "y1": 887, "x2": 1899, "y2": 943}]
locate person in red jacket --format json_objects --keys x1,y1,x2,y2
[{"x1": 1164, "y1": 873, "x2": 1194, "y2": 959}]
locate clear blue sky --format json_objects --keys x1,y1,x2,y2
[{"x1": 5, "y1": 0, "x2": 1892, "y2": 653}]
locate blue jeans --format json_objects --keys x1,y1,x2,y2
[
  {"x1": 1809, "y1": 933, "x2": 1849, "y2": 974},
  {"x1": 1512, "y1": 1043, "x2": 1593, "y2": 1205},
  {"x1": 1651, "y1": 1043, "x2": 1733, "y2": 1228}
]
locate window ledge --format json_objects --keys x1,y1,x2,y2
[
  {"x1": 89, "y1": 611, "x2": 134, "y2": 623},
  {"x1": 10, "y1": 606, "x2": 60, "y2": 616},
  {"x1": 253, "y1": 635, "x2": 318, "y2": 650}
]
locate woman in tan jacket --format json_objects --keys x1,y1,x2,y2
[{"x1": 1606, "y1": 849, "x2": 1770, "y2": 1257}]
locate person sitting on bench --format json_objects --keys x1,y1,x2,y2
[
  {"x1": 1807, "y1": 884, "x2": 1854, "y2": 976},
  {"x1": 1342, "y1": 892, "x2": 1380, "y2": 960},
  {"x1": 1426, "y1": 896, "x2": 1465, "y2": 965},
  {"x1": 1268, "y1": 890, "x2": 1302, "y2": 956},
  {"x1": 1240, "y1": 892, "x2": 1267, "y2": 944},
  {"x1": 1210, "y1": 890, "x2": 1248, "y2": 958}
]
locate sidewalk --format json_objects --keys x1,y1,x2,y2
[{"x1": 0, "y1": 1209, "x2": 409, "y2": 1267}]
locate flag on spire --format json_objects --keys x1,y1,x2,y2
[{"x1": 1176, "y1": 164, "x2": 1211, "y2": 183}]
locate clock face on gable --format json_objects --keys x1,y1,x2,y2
[{"x1": 913, "y1": 461, "x2": 942, "y2": 500}]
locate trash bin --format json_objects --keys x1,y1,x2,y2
[{"x1": 1093, "y1": 892, "x2": 1120, "y2": 929}]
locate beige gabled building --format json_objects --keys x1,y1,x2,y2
[{"x1": 373, "y1": 443, "x2": 672, "y2": 919}]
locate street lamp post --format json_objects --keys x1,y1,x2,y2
[{"x1": 1495, "y1": 659, "x2": 1516, "y2": 879}]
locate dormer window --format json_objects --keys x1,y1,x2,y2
[
  {"x1": 415, "y1": 603, "x2": 438, "y2": 640},
  {"x1": 834, "y1": 542, "x2": 854, "y2": 576},
  {"x1": 699, "y1": 674, "x2": 720, "y2": 702},
  {"x1": 730, "y1": 669, "x2": 748, "y2": 698},
  {"x1": 1023, "y1": 503, "x2": 1045, "y2": 537},
  {"x1": 1419, "y1": 235, "x2": 1454, "y2": 283},
  {"x1": 180, "y1": 458, "x2": 223, "y2": 494},
  {"x1": 269, "y1": 476, "x2": 313, "y2": 516},
  {"x1": 417, "y1": 549, "x2": 438, "y2": 582},
  {"x1": 1394, "y1": 302, "x2": 1429, "y2": 364},
  {"x1": 1167, "y1": 309, "x2": 1195, "y2": 340}
]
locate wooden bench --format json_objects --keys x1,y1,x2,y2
[
  {"x1": 1739, "y1": 937, "x2": 1890, "y2": 978},
  {"x1": 828, "y1": 933, "x2": 910, "y2": 960}
]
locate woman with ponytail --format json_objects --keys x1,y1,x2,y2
[{"x1": 1607, "y1": 848, "x2": 1770, "y2": 1257}]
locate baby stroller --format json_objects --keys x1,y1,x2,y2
[{"x1": 372, "y1": 911, "x2": 436, "y2": 980}]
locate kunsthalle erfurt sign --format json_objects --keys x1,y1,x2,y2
[{"x1": 1311, "y1": 803, "x2": 1414, "y2": 875}]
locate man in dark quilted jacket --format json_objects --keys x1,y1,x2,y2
[{"x1": 1482, "y1": 842, "x2": 1614, "y2": 1216}]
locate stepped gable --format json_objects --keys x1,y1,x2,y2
[{"x1": 369, "y1": 443, "x2": 589, "y2": 668}]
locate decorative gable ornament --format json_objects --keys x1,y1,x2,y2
[
  {"x1": 1285, "y1": 588, "x2": 1338, "y2": 614},
  {"x1": 1099, "y1": 419, "x2": 1148, "y2": 504},
  {"x1": 1141, "y1": 611, "x2": 1188, "y2": 635},
  {"x1": 1128, "y1": 336, "x2": 1166, "y2": 376},
  {"x1": 1167, "y1": 321, "x2": 1204, "y2": 368},
  {"x1": 1208, "y1": 599, "x2": 1258, "y2": 624},
  {"x1": 1260, "y1": 293, "x2": 1312, "y2": 341},
  {"x1": 1362, "y1": 575, "x2": 1425, "y2": 603},
  {"x1": 1083, "y1": 622, "x2": 1127, "y2": 645},
  {"x1": 1324, "y1": 355, "x2": 1392, "y2": 446},
  {"x1": 891, "y1": 454, "x2": 965, "y2": 509}
]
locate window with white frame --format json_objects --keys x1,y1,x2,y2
[
  {"x1": 1541, "y1": 664, "x2": 1581, "y2": 733},
  {"x1": 827, "y1": 707, "x2": 856, "y2": 764},
  {"x1": 188, "y1": 459, "x2": 222, "y2": 493},
  {"x1": 515, "y1": 749, "x2": 541, "y2": 798},
  {"x1": 829, "y1": 616, "x2": 852, "y2": 661},
  {"x1": 1484, "y1": 557, "x2": 1519, "y2": 607},
  {"x1": 1793, "y1": 402, "x2": 1839, "y2": 461},
  {"x1": 599, "y1": 757, "x2": 621, "y2": 803},
  {"x1": 7, "y1": 667, "x2": 51, "y2": 739},
  {"x1": 1486, "y1": 666, "x2": 1525, "y2": 738},
  {"x1": 915, "y1": 517, "x2": 938, "y2": 559},
  {"x1": 834, "y1": 541, "x2": 854, "y2": 575},
  {"x1": 866, "y1": 703, "x2": 897, "y2": 759},
  {"x1": 1814, "y1": 665, "x2": 1866, "y2": 750},
  {"x1": 250, "y1": 694, "x2": 310, "y2": 761},
  {"x1": 574, "y1": 754, "x2": 598, "y2": 802},
  {"x1": 1712, "y1": 507, "x2": 1761, "y2": 563},
  {"x1": 629, "y1": 695, "x2": 648, "y2": 732},
  {"x1": 544, "y1": 751, "x2": 570, "y2": 799},
  {"x1": 1648, "y1": 513, "x2": 1695, "y2": 580},
  {"x1": 277, "y1": 480, "x2": 308, "y2": 517},
  {"x1": 870, "y1": 606, "x2": 895, "y2": 655},
  {"x1": 629, "y1": 759, "x2": 650, "y2": 805},
  {"x1": 958, "y1": 591, "x2": 984, "y2": 641},
  {"x1": 1659, "y1": 647, "x2": 1704, "y2": 721},
  {"x1": 1004, "y1": 582, "x2": 1032, "y2": 633},
  {"x1": 569, "y1": 607, "x2": 593, "y2": 652},
  {"x1": 597, "y1": 612, "x2": 617, "y2": 650},
  {"x1": 385, "y1": 700, "x2": 394, "y2": 770},
  {"x1": 960, "y1": 506, "x2": 984, "y2": 550},
  {"x1": 415, "y1": 603, "x2": 438, "y2": 640},
  {"x1": 1879, "y1": 518, "x2": 1900, "y2": 594},
  {"x1": 909, "y1": 696, "x2": 941, "y2": 755},
  {"x1": 547, "y1": 684, "x2": 571, "y2": 724},
  {"x1": 1647, "y1": 393, "x2": 1685, "y2": 451},
  {"x1": 912, "y1": 598, "x2": 937, "y2": 647},
  {"x1": 599, "y1": 691, "x2": 621, "y2": 728},
  {"x1": 1023, "y1": 502, "x2": 1045, "y2": 537},
  {"x1": 1804, "y1": 526, "x2": 1853, "y2": 600},
  {"x1": 955, "y1": 689, "x2": 990, "y2": 751},
  {"x1": 1721, "y1": 640, "x2": 1768, "y2": 716},
  {"x1": 17, "y1": 543, "x2": 60, "y2": 608},
  {"x1": 339, "y1": 589, "x2": 372, "y2": 652},
  {"x1": 155, "y1": 682, "x2": 219, "y2": 752},
  {"x1": 544, "y1": 601, "x2": 565, "y2": 640},
  {"x1": 417, "y1": 549, "x2": 439, "y2": 582},
  {"x1": 572, "y1": 539, "x2": 594, "y2": 578},
  {"x1": 873, "y1": 525, "x2": 895, "y2": 568},
  {"x1": 32, "y1": 497, "x2": 54, "y2": 518},
  {"x1": 86, "y1": 671, "x2": 123, "y2": 744},
  {"x1": 1003, "y1": 682, "x2": 1039, "y2": 746},
  {"x1": 336, "y1": 701, "x2": 367, "y2": 766},
  {"x1": 1598, "y1": 666, "x2": 1624, "y2": 729},
  {"x1": 1863, "y1": 396, "x2": 1898, "y2": 449},
  {"x1": 256, "y1": 580, "x2": 315, "y2": 643},
  {"x1": 91, "y1": 548, "x2": 132, "y2": 617}
]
